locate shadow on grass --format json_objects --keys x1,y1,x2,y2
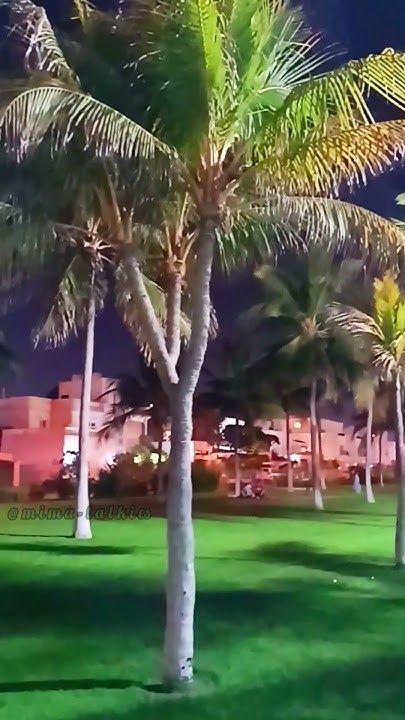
[
  {"x1": 0, "y1": 533, "x2": 71, "y2": 539},
  {"x1": 253, "y1": 541, "x2": 394, "y2": 579},
  {"x1": 73, "y1": 654, "x2": 405, "y2": 720},
  {"x1": 0, "y1": 677, "x2": 181, "y2": 695},
  {"x1": 0, "y1": 542, "x2": 133, "y2": 555}
]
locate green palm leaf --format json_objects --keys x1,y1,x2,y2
[
  {"x1": 250, "y1": 195, "x2": 405, "y2": 261},
  {"x1": 0, "y1": 86, "x2": 173, "y2": 162},
  {"x1": 274, "y1": 48, "x2": 405, "y2": 142},
  {"x1": 33, "y1": 254, "x2": 106, "y2": 348},
  {"x1": 264, "y1": 120, "x2": 405, "y2": 196}
]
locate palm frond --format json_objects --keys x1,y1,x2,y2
[
  {"x1": 248, "y1": 194, "x2": 405, "y2": 264},
  {"x1": 3, "y1": 0, "x2": 78, "y2": 86},
  {"x1": 327, "y1": 303, "x2": 384, "y2": 343},
  {"x1": 115, "y1": 266, "x2": 190, "y2": 357},
  {"x1": 263, "y1": 120, "x2": 405, "y2": 196},
  {"x1": 73, "y1": 0, "x2": 95, "y2": 26},
  {"x1": 33, "y1": 255, "x2": 106, "y2": 348},
  {"x1": 0, "y1": 86, "x2": 173, "y2": 162},
  {"x1": 274, "y1": 48, "x2": 405, "y2": 142},
  {"x1": 223, "y1": 0, "x2": 327, "y2": 147}
]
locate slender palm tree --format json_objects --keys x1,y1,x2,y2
[
  {"x1": 330, "y1": 275, "x2": 405, "y2": 565},
  {"x1": 246, "y1": 247, "x2": 363, "y2": 509},
  {"x1": 353, "y1": 383, "x2": 393, "y2": 489},
  {"x1": 4, "y1": 0, "x2": 405, "y2": 683},
  {"x1": 0, "y1": 154, "x2": 109, "y2": 539}
]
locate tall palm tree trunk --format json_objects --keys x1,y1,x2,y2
[
  {"x1": 164, "y1": 221, "x2": 215, "y2": 685},
  {"x1": 316, "y1": 406, "x2": 326, "y2": 490},
  {"x1": 156, "y1": 425, "x2": 165, "y2": 495},
  {"x1": 234, "y1": 417, "x2": 241, "y2": 497},
  {"x1": 394, "y1": 372, "x2": 405, "y2": 566},
  {"x1": 286, "y1": 410, "x2": 294, "y2": 492},
  {"x1": 379, "y1": 432, "x2": 384, "y2": 487},
  {"x1": 74, "y1": 281, "x2": 96, "y2": 540},
  {"x1": 310, "y1": 379, "x2": 323, "y2": 510},
  {"x1": 365, "y1": 400, "x2": 375, "y2": 504}
]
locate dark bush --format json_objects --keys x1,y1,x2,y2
[
  {"x1": 55, "y1": 474, "x2": 75, "y2": 499},
  {"x1": 192, "y1": 461, "x2": 220, "y2": 493},
  {"x1": 41, "y1": 479, "x2": 58, "y2": 495},
  {"x1": 28, "y1": 484, "x2": 45, "y2": 501},
  {"x1": 94, "y1": 469, "x2": 119, "y2": 498}
]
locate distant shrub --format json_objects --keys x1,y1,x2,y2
[
  {"x1": 94, "y1": 468, "x2": 119, "y2": 498},
  {"x1": 95, "y1": 449, "x2": 155, "y2": 498},
  {"x1": 41, "y1": 479, "x2": 58, "y2": 496},
  {"x1": 192, "y1": 461, "x2": 220, "y2": 494},
  {"x1": 0, "y1": 486, "x2": 20, "y2": 503},
  {"x1": 55, "y1": 475, "x2": 75, "y2": 500},
  {"x1": 28, "y1": 484, "x2": 45, "y2": 501}
]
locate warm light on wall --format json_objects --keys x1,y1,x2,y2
[{"x1": 293, "y1": 421, "x2": 302, "y2": 429}]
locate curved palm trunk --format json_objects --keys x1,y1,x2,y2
[
  {"x1": 365, "y1": 400, "x2": 375, "y2": 504},
  {"x1": 379, "y1": 432, "x2": 384, "y2": 487},
  {"x1": 234, "y1": 418, "x2": 241, "y2": 497},
  {"x1": 316, "y1": 407, "x2": 326, "y2": 490},
  {"x1": 74, "y1": 282, "x2": 96, "y2": 540},
  {"x1": 394, "y1": 373, "x2": 405, "y2": 566},
  {"x1": 310, "y1": 380, "x2": 323, "y2": 510},
  {"x1": 164, "y1": 220, "x2": 215, "y2": 685},
  {"x1": 286, "y1": 410, "x2": 294, "y2": 492}
]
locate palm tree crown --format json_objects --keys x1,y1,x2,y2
[{"x1": 2, "y1": 0, "x2": 405, "y2": 257}]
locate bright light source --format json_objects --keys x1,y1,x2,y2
[
  {"x1": 64, "y1": 451, "x2": 76, "y2": 466},
  {"x1": 133, "y1": 455, "x2": 142, "y2": 465},
  {"x1": 293, "y1": 421, "x2": 302, "y2": 429},
  {"x1": 290, "y1": 453, "x2": 301, "y2": 463}
]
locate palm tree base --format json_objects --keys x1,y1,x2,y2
[
  {"x1": 314, "y1": 487, "x2": 324, "y2": 510},
  {"x1": 74, "y1": 521, "x2": 92, "y2": 540}
]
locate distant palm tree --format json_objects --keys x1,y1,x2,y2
[
  {"x1": 246, "y1": 247, "x2": 363, "y2": 509},
  {"x1": 330, "y1": 275, "x2": 405, "y2": 565},
  {"x1": 353, "y1": 383, "x2": 394, "y2": 488}
]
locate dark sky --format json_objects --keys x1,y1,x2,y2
[{"x1": 2, "y1": 0, "x2": 405, "y2": 396}]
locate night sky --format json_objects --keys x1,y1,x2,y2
[{"x1": 1, "y1": 0, "x2": 405, "y2": 396}]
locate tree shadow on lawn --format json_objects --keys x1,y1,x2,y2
[
  {"x1": 71, "y1": 654, "x2": 405, "y2": 720},
  {"x1": 192, "y1": 496, "x2": 395, "y2": 521},
  {"x1": 0, "y1": 533, "x2": 71, "y2": 538},
  {"x1": 2, "y1": 569, "x2": 402, "y2": 652},
  {"x1": 252, "y1": 541, "x2": 398, "y2": 581},
  {"x1": 0, "y1": 542, "x2": 133, "y2": 555}
]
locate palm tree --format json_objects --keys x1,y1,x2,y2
[
  {"x1": 246, "y1": 247, "x2": 363, "y2": 509},
  {"x1": 330, "y1": 275, "x2": 405, "y2": 565},
  {"x1": 0, "y1": 150, "x2": 180, "y2": 537},
  {"x1": 4, "y1": 0, "x2": 405, "y2": 683},
  {"x1": 353, "y1": 382, "x2": 393, "y2": 489},
  {"x1": 0, "y1": 153, "x2": 109, "y2": 539}
]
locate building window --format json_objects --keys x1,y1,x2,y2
[
  {"x1": 61, "y1": 394, "x2": 69, "y2": 399},
  {"x1": 40, "y1": 420, "x2": 47, "y2": 428},
  {"x1": 90, "y1": 422, "x2": 96, "y2": 429}
]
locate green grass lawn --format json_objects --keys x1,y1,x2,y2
[{"x1": 0, "y1": 489, "x2": 404, "y2": 719}]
